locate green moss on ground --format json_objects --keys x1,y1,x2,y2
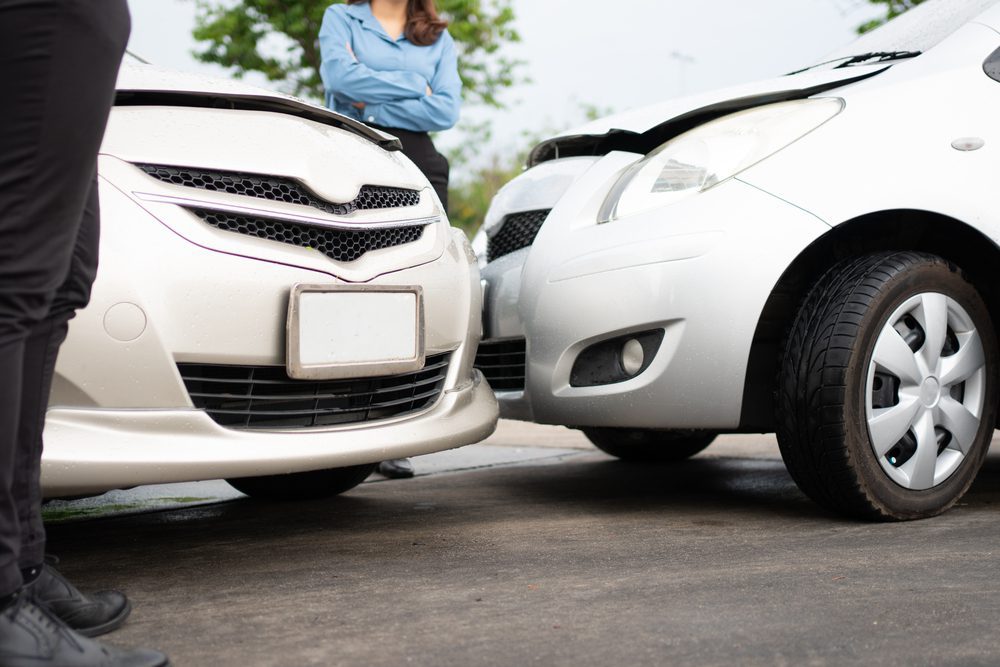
[{"x1": 42, "y1": 497, "x2": 214, "y2": 523}]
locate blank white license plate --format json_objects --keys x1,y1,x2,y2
[{"x1": 286, "y1": 285, "x2": 424, "y2": 380}]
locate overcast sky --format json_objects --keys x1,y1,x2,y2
[{"x1": 125, "y1": 0, "x2": 882, "y2": 170}]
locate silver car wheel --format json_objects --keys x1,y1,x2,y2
[{"x1": 866, "y1": 292, "x2": 987, "y2": 491}]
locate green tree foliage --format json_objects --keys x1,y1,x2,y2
[
  {"x1": 447, "y1": 155, "x2": 522, "y2": 235},
  {"x1": 444, "y1": 119, "x2": 523, "y2": 235},
  {"x1": 857, "y1": 0, "x2": 926, "y2": 34},
  {"x1": 447, "y1": 104, "x2": 614, "y2": 236},
  {"x1": 191, "y1": 0, "x2": 521, "y2": 106}
]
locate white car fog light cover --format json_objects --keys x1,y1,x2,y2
[{"x1": 599, "y1": 97, "x2": 844, "y2": 223}]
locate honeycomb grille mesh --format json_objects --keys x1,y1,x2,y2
[
  {"x1": 191, "y1": 209, "x2": 425, "y2": 262},
  {"x1": 178, "y1": 353, "x2": 450, "y2": 430},
  {"x1": 137, "y1": 164, "x2": 421, "y2": 215},
  {"x1": 487, "y1": 209, "x2": 551, "y2": 262}
]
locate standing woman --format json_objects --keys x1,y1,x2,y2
[
  {"x1": 319, "y1": 0, "x2": 461, "y2": 479},
  {"x1": 319, "y1": 0, "x2": 461, "y2": 212}
]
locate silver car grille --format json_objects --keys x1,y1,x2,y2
[
  {"x1": 487, "y1": 209, "x2": 551, "y2": 262},
  {"x1": 474, "y1": 338, "x2": 526, "y2": 391}
]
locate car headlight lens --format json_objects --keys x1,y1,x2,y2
[{"x1": 598, "y1": 98, "x2": 844, "y2": 223}]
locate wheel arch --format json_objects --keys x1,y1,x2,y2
[{"x1": 739, "y1": 209, "x2": 1000, "y2": 431}]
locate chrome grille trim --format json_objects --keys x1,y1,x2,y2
[
  {"x1": 137, "y1": 163, "x2": 421, "y2": 215},
  {"x1": 134, "y1": 192, "x2": 440, "y2": 231}
]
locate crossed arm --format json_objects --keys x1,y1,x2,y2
[
  {"x1": 319, "y1": 8, "x2": 462, "y2": 132},
  {"x1": 319, "y1": 8, "x2": 429, "y2": 103}
]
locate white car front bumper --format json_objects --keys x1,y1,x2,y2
[
  {"x1": 44, "y1": 160, "x2": 498, "y2": 496},
  {"x1": 43, "y1": 369, "x2": 494, "y2": 496}
]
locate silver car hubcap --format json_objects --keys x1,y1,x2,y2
[{"x1": 866, "y1": 292, "x2": 986, "y2": 490}]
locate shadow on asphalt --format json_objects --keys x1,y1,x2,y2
[
  {"x1": 966, "y1": 451, "x2": 1000, "y2": 499},
  {"x1": 46, "y1": 456, "x2": 825, "y2": 547},
  {"x1": 46, "y1": 449, "x2": 1000, "y2": 566},
  {"x1": 513, "y1": 450, "x2": 1000, "y2": 517},
  {"x1": 482, "y1": 456, "x2": 831, "y2": 520}
]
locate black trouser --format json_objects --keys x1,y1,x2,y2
[
  {"x1": 371, "y1": 126, "x2": 450, "y2": 213},
  {"x1": 0, "y1": 0, "x2": 130, "y2": 597}
]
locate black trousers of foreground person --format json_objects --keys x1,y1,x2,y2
[
  {"x1": 0, "y1": 0, "x2": 130, "y2": 598},
  {"x1": 371, "y1": 125, "x2": 451, "y2": 213}
]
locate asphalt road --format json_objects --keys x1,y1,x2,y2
[{"x1": 46, "y1": 423, "x2": 1000, "y2": 666}]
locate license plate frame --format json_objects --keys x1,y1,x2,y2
[{"x1": 286, "y1": 283, "x2": 425, "y2": 380}]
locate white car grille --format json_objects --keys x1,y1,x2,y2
[
  {"x1": 190, "y1": 208, "x2": 425, "y2": 262},
  {"x1": 135, "y1": 162, "x2": 428, "y2": 262},
  {"x1": 137, "y1": 163, "x2": 421, "y2": 214}
]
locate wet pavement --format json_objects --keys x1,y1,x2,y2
[{"x1": 45, "y1": 423, "x2": 1000, "y2": 666}]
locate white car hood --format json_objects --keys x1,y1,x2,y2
[
  {"x1": 115, "y1": 61, "x2": 399, "y2": 151},
  {"x1": 117, "y1": 60, "x2": 286, "y2": 98}
]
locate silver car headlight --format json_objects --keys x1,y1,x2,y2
[{"x1": 598, "y1": 98, "x2": 844, "y2": 223}]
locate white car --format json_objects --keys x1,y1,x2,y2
[
  {"x1": 475, "y1": 0, "x2": 1000, "y2": 520},
  {"x1": 44, "y1": 59, "x2": 497, "y2": 500}
]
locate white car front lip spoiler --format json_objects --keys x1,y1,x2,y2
[{"x1": 41, "y1": 370, "x2": 497, "y2": 497}]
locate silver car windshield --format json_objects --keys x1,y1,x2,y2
[{"x1": 808, "y1": 0, "x2": 997, "y2": 69}]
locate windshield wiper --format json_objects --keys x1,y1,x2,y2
[
  {"x1": 788, "y1": 50, "x2": 920, "y2": 75},
  {"x1": 834, "y1": 51, "x2": 921, "y2": 68}
]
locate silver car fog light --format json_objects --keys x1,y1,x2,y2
[
  {"x1": 621, "y1": 339, "x2": 645, "y2": 376},
  {"x1": 570, "y1": 329, "x2": 665, "y2": 387}
]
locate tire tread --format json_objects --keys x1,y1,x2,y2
[{"x1": 775, "y1": 251, "x2": 961, "y2": 520}]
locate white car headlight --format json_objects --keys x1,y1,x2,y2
[{"x1": 598, "y1": 97, "x2": 844, "y2": 223}]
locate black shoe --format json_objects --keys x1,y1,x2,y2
[
  {"x1": 377, "y1": 458, "x2": 415, "y2": 479},
  {"x1": 0, "y1": 592, "x2": 168, "y2": 667},
  {"x1": 25, "y1": 558, "x2": 131, "y2": 638}
]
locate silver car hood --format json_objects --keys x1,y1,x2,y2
[
  {"x1": 115, "y1": 61, "x2": 400, "y2": 151},
  {"x1": 528, "y1": 64, "x2": 888, "y2": 166}
]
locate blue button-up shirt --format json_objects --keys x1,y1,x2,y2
[{"x1": 319, "y1": 2, "x2": 462, "y2": 133}]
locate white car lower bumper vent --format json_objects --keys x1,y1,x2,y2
[{"x1": 177, "y1": 352, "x2": 450, "y2": 430}]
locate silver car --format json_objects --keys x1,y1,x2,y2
[{"x1": 475, "y1": 0, "x2": 1000, "y2": 520}]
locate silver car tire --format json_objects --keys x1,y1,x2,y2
[
  {"x1": 582, "y1": 428, "x2": 717, "y2": 462},
  {"x1": 777, "y1": 252, "x2": 997, "y2": 521},
  {"x1": 226, "y1": 463, "x2": 378, "y2": 501}
]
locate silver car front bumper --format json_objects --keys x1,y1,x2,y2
[{"x1": 482, "y1": 174, "x2": 831, "y2": 430}]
